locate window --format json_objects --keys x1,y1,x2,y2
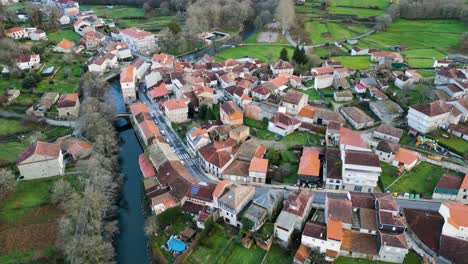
[{"x1": 463, "y1": 195, "x2": 467, "y2": 199}]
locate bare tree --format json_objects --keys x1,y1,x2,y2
[
  {"x1": 51, "y1": 179, "x2": 75, "y2": 207},
  {"x1": 26, "y1": 131, "x2": 46, "y2": 144},
  {"x1": 275, "y1": 0, "x2": 295, "y2": 34},
  {"x1": 0, "y1": 169, "x2": 16, "y2": 198},
  {"x1": 375, "y1": 14, "x2": 392, "y2": 32}
]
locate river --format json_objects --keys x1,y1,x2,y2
[{"x1": 112, "y1": 81, "x2": 150, "y2": 264}]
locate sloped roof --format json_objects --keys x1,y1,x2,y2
[
  {"x1": 17, "y1": 141, "x2": 61, "y2": 164},
  {"x1": 297, "y1": 147, "x2": 320, "y2": 177},
  {"x1": 375, "y1": 124, "x2": 403, "y2": 139},
  {"x1": 249, "y1": 157, "x2": 268, "y2": 174},
  {"x1": 327, "y1": 197, "x2": 352, "y2": 224},
  {"x1": 393, "y1": 147, "x2": 418, "y2": 165},
  {"x1": 410, "y1": 100, "x2": 453, "y2": 117},
  {"x1": 218, "y1": 185, "x2": 255, "y2": 209},
  {"x1": 57, "y1": 38, "x2": 75, "y2": 49},
  {"x1": 57, "y1": 93, "x2": 78, "y2": 108}
]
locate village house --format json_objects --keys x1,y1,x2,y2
[
  {"x1": 29, "y1": 29, "x2": 47, "y2": 41},
  {"x1": 334, "y1": 90, "x2": 353, "y2": 102},
  {"x1": 340, "y1": 107, "x2": 375, "y2": 130},
  {"x1": 342, "y1": 149, "x2": 381, "y2": 192},
  {"x1": 281, "y1": 90, "x2": 308, "y2": 115},
  {"x1": 58, "y1": 14, "x2": 71, "y2": 25},
  {"x1": 297, "y1": 147, "x2": 320, "y2": 186},
  {"x1": 186, "y1": 126, "x2": 211, "y2": 155},
  {"x1": 311, "y1": 67, "x2": 334, "y2": 89},
  {"x1": 53, "y1": 38, "x2": 75, "y2": 53},
  {"x1": 435, "y1": 68, "x2": 467, "y2": 85},
  {"x1": 198, "y1": 143, "x2": 235, "y2": 177},
  {"x1": 214, "y1": 181, "x2": 255, "y2": 227},
  {"x1": 151, "y1": 53, "x2": 175, "y2": 69},
  {"x1": 439, "y1": 203, "x2": 468, "y2": 241},
  {"x1": 373, "y1": 124, "x2": 403, "y2": 143},
  {"x1": 371, "y1": 51, "x2": 404, "y2": 64},
  {"x1": 248, "y1": 157, "x2": 268, "y2": 184},
  {"x1": 132, "y1": 57, "x2": 151, "y2": 81},
  {"x1": 433, "y1": 174, "x2": 468, "y2": 203},
  {"x1": 275, "y1": 190, "x2": 313, "y2": 244},
  {"x1": 375, "y1": 141, "x2": 399, "y2": 163},
  {"x1": 120, "y1": 65, "x2": 136, "y2": 103},
  {"x1": 106, "y1": 41, "x2": 133, "y2": 60},
  {"x1": 160, "y1": 98, "x2": 189, "y2": 123},
  {"x1": 448, "y1": 98, "x2": 468, "y2": 122},
  {"x1": 119, "y1": 27, "x2": 157, "y2": 53},
  {"x1": 57, "y1": 93, "x2": 80, "y2": 117},
  {"x1": 243, "y1": 189, "x2": 283, "y2": 231},
  {"x1": 251, "y1": 84, "x2": 272, "y2": 101},
  {"x1": 323, "y1": 147, "x2": 342, "y2": 190},
  {"x1": 369, "y1": 100, "x2": 404, "y2": 124},
  {"x1": 394, "y1": 74, "x2": 413, "y2": 89},
  {"x1": 16, "y1": 54, "x2": 40, "y2": 70},
  {"x1": 220, "y1": 101, "x2": 243, "y2": 126},
  {"x1": 151, "y1": 192, "x2": 178, "y2": 215},
  {"x1": 270, "y1": 60, "x2": 294, "y2": 75},
  {"x1": 436, "y1": 82, "x2": 466, "y2": 99},
  {"x1": 5, "y1": 27, "x2": 27, "y2": 39},
  {"x1": 350, "y1": 47, "x2": 369, "y2": 56},
  {"x1": 392, "y1": 147, "x2": 418, "y2": 171},
  {"x1": 407, "y1": 100, "x2": 461, "y2": 134},
  {"x1": 17, "y1": 141, "x2": 65, "y2": 180},
  {"x1": 26, "y1": 92, "x2": 59, "y2": 117},
  {"x1": 433, "y1": 60, "x2": 451, "y2": 68},
  {"x1": 129, "y1": 103, "x2": 162, "y2": 146},
  {"x1": 268, "y1": 112, "x2": 301, "y2": 136},
  {"x1": 268, "y1": 75, "x2": 290, "y2": 94},
  {"x1": 181, "y1": 182, "x2": 217, "y2": 214}
]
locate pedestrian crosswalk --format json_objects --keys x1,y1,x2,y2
[{"x1": 177, "y1": 152, "x2": 191, "y2": 161}]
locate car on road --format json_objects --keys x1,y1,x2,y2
[{"x1": 161, "y1": 130, "x2": 166, "y2": 136}]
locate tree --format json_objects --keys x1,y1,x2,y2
[
  {"x1": 375, "y1": 14, "x2": 392, "y2": 31},
  {"x1": 306, "y1": 53, "x2": 321, "y2": 67},
  {"x1": 26, "y1": 131, "x2": 46, "y2": 144},
  {"x1": 266, "y1": 149, "x2": 281, "y2": 166},
  {"x1": 22, "y1": 75, "x2": 37, "y2": 89},
  {"x1": 280, "y1": 47, "x2": 289, "y2": 61},
  {"x1": 319, "y1": 0, "x2": 330, "y2": 10},
  {"x1": 206, "y1": 106, "x2": 216, "y2": 120},
  {"x1": 51, "y1": 179, "x2": 74, "y2": 207},
  {"x1": 143, "y1": 1, "x2": 153, "y2": 17},
  {"x1": 0, "y1": 169, "x2": 16, "y2": 199},
  {"x1": 188, "y1": 102, "x2": 195, "y2": 118},
  {"x1": 459, "y1": 32, "x2": 468, "y2": 53},
  {"x1": 275, "y1": 0, "x2": 295, "y2": 34},
  {"x1": 168, "y1": 20, "x2": 181, "y2": 34},
  {"x1": 198, "y1": 104, "x2": 208, "y2": 119}
]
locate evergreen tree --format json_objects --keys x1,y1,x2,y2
[
  {"x1": 279, "y1": 47, "x2": 289, "y2": 61},
  {"x1": 292, "y1": 45, "x2": 300, "y2": 63},
  {"x1": 299, "y1": 46, "x2": 308, "y2": 65}
]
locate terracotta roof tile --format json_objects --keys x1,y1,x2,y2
[
  {"x1": 120, "y1": 65, "x2": 135, "y2": 83},
  {"x1": 327, "y1": 219, "x2": 343, "y2": 241},
  {"x1": 139, "y1": 154, "x2": 156, "y2": 178},
  {"x1": 298, "y1": 147, "x2": 320, "y2": 177},
  {"x1": 57, "y1": 39, "x2": 75, "y2": 49},
  {"x1": 17, "y1": 141, "x2": 61, "y2": 164},
  {"x1": 393, "y1": 147, "x2": 418, "y2": 165},
  {"x1": 249, "y1": 157, "x2": 268, "y2": 174},
  {"x1": 57, "y1": 93, "x2": 78, "y2": 108},
  {"x1": 213, "y1": 180, "x2": 233, "y2": 199}
]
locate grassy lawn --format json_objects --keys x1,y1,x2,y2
[
  {"x1": 379, "y1": 161, "x2": 399, "y2": 190},
  {"x1": 0, "y1": 176, "x2": 78, "y2": 224},
  {"x1": 387, "y1": 162, "x2": 463, "y2": 196},
  {"x1": 244, "y1": 117, "x2": 277, "y2": 140},
  {"x1": 336, "y1": 250, "x2": 421, "y2": 264},
  {"x1": 330, "y1": 0, "x2": 388, "y2": 9},
  {"x1": 304, "y1": 21, "x2": 365, "y2": 44},
  {"x1": 332, "y1": 56, "x2": 371, "y2": 70},
  {"x1": 264, "y1": 243, "x2": 293, "y2": 264},
  {"x1": 297, "y1": 88, "x2": 322, "y2": 100},
  {"x1": 428, "y1": 129, "x2": 468, "y2": 156},
  {"x1": 47, "y1": 29, "x2": 81, "y2": 44},
  {"x1": 328, "y1": 6, "x2": 384, "y2": 17},
  {"x1": 80, "y1": 4, "x2": 172, "y2": 32},
  {"x1": 0, "y1": 247, "x2": 59, "y2": 264},
  {"x1": 402, "y1": 48, "x2": 445, "y2": 68},
  {"x1": 0, "y1": 141, "x2": 30, "y2": 163},
  {"x1": 215, "y1": 45, "x2": 294, "y2": 63},
  {"x1": 187, "y1": 223, "x2": 266, "y2": 264},
  {"x1": 0, "y1": 118, "x2": 30, "y2": 136},
  {"x1": 279, "y1": 131, "x2": 323, "y2": 147},
  {"x1": 361, "y1": 19, "x2": 465, "y2": 55}
]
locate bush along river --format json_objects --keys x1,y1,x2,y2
[{"x1": 111, "y1": 81, "x2": 150, "y2": 264}]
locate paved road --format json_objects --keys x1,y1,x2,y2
[
  {"x1": 395, "y1": 199, "x2": 440, "y2": 212},
  {"x1": 137, "y1": 86, "x2": 216, "y2": 183}
]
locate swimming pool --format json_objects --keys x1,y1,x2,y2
[{"x1": 167, "y1": 237, "x2": 187, "y2": 253}]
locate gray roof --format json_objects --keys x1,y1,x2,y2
[
  {"x1": 244, "y1": 204, "x2": 268, "y2": 223},
  {"x1": 254, "y1": 189, "x2": 284, "y2": 211},
  {"x1": 275, "y1": 210, "x2": 297, "y2": 230}
]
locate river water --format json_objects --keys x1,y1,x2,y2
[{"x1": 111, "y1": 82, "x2": 149, "y2": 264}]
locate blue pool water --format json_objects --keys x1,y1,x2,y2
[{"x1": 167, "y1": 237, "x2": 187, "y2": 253}]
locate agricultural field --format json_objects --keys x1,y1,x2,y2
[
  {"x1": 0, "y1": 176, "x2": 79, "y2": 264},
  {"x1": 328, "y1": 6, "x2": 384, "y2": 17},
  {"x1": 47, "y1": 29, "x2": 81, "y2": 44},
  {"x1": 360, "y1": 19, "x2": 465, "y2": 64},
  {"x1": 304, "y1": 21, "x2": 369, "y2": 44},
  {"x1": 214, "y1": 45, "x2": 294, "y2": 63},
  {"x1": 332, "y1": 56, "x2": 372, "y2": 69},
  {"x1": 80, "y1": 4, "x2": 172, "y2": 32},
  {"x1": 330, "y1": 0, "x2": 389, "y2": 9}
]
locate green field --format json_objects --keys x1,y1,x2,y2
[
  {"x1": 243, "y1": 32, "x2": 289, "y2": 44},
  {"x1": 47, "y1": 29, "x2": 81, "y2": 44},
  {"x1": 328, "y1": 6, "x2": 384, "y2": 17},
  {"x1": 428, "y1": 129, "x2": 468, "y2": 156},
  {"x1": 298, "y1": 88, "x2": 322, "y2": 100},
  {"x1": 330, "y1": 0, "x2": 389, "y2": 9},
  {"x1": 279, "y1": 131, "x2": 324, "y2": 147},
  {"x1": 379, "y1": 161, "x2": 399, "y2": 190},
  {"x1": 333, "y1": 56, "x2": 372, "y2": 69},
  {"x1": 215, "y1": 45, "x2": 294, "y2": 63},
  {"x1": 80, "y1": 4, "x2": 172, "y2": 32},
  {"x1": 263, "y1": 244, "x2": 293, "y2": 264},
  {"x1": 402, "y1": 49, "x2": 445, "y2": 68},
  {"x1": 186, "y1": 223, "x2": 267, "y2": 264},
  {"x1": 387, "y1": 162, "x2": 462, "y2": 196},
  {"x1": 361, "y1": 19, "x2": 465, "y2": 56},
  {"x1": 305, "y1": 22, "x2": 368, "y2": 44},
  {"x1": 0, "y1": 118, "x2": 30, "y2": 136}
]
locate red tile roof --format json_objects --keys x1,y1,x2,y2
[
  {"x1": 327, "y1": 197, "x2": 352, "y2": 224},
  {"x1": 213, "y1": 180, "x2": 233, "y2": 199},
  {"x1": 283, "y1": 90, "x2": 306, "y2": 105},
  {"x1": 327, "y1": 219, "x2": 343, "y2": 241},
  {"x1": 139, "y1": 154, "x2": 156, "y2": 178},
  {"x1": 393, "y1": 147, "x2": 418, "y2": 165},
  {"x1": 57, "y1": 39, "x2": 75, "y2": 49},
  {"x1": 298, "y1": 147, "x2": 320, "y2": 177},
  {"x1": 120, "y1": 65, "x2": 135, "y2": 83},
  {"x1": 161, "y1": 98, "x2": 189, "y2": 111},
  {"x1": 149, "y1": 83, "x2": 168, "y2": 99},
  {"x1": 57, "y1": 93, "x2": 78, "y2": 108},
  {"x1": 120, "y1": 27, "x2": 154, "y2": 39},
  {"x1": 285, "y1": 190, "x2": 312, "y2": 217},
  {"x1": 248, "y1": 157, "x2": 268, "y2": 174},
  {"x1": 17, "y1": 141, "x2": 61, "y2": 164},
  {"x1": 340, "y1": 127, "x2": 366, "y2": 149},
  {"x1": 443, "y1": 203, "x2": 468, "y2": 228},
  {"x1": 199, "y1": 143, "x2": 233, "y2": 169}
]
